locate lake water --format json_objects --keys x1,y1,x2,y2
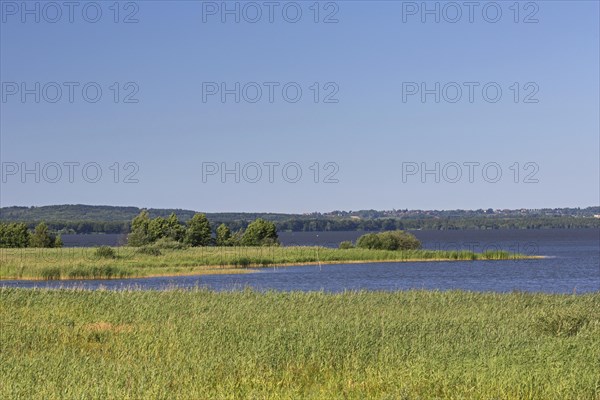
[{"x1": 3, "y1": 229, "x2": 599, "y2": 293}]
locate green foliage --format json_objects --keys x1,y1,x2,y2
[
  {"x1": 356, "y1": 230, "x2": 421, "y2": 250},
  {"x1": 241, "y1": 218, "x2": 279, "y2": 246},
  {"x1": 184, "y1": 213, "x2": 212, "y2": 247},
  {"x1": 230, "y1": 229, "x2": 243, "y2": 246},
  {"x1": 165, "y1": 213, "x2": 185, "y2": 242},
  {"x1": 216, "y1": 223, "x2": 233, "y2": 246},
  {"x1": 152, "y1": 237, "x2": 187, "y2": 250},
  {"x1": 147, "y1": 214, "x2": 185, "y2": 242},
  {"x1": 0, "y1": 222, "x2": 30, "y2": 248},
  {"x1": 30, "y1": 222, "x2": 56, "y2": 248},
  {"x1": 94, "y1": 246, "x2": 116, "y2": 259},
  {"x1": 2, "y1": 205, "x2": 599, "y2": 234},
  {"x1": 54, "y1": 235, "x2": 63, "y2": 248},
  {"x1": 2, "y1": 206, "x2": 600, "y2": 242},
  {"x1": 338, "y1": 241, "x2": 354, "y2": 249},
  {"x1": 148, "y1": 216, "x2": 168, "y2": 242},
  {"x1": 127, "y1": 210, "x2": 152, "y2": 247}
]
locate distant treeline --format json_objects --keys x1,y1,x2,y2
[
  {"x1": 1, "y1": 205, "x2": 599, "y2": 234},
  {"x1": 0, "y1": 205, "x2": 293, "y2": 224},
  {"x1": 2, "y1": 216, "x2": 598, "y2": 235}
]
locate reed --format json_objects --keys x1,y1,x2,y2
[
  {"x1": 0, "y1": 288, "x2": 597, "y2": 399},
  {"x1": 0, "y1": 246, "x2": 535, "y2": 280}
]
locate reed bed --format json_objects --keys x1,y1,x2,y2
[
  {"x1": 0, "y1": 288, "x2": 598, "y2": 399},
  {"x1": 0, "y1": 246, "x2": 533, "y2": 280}
]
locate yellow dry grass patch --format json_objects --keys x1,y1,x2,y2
[{"x1": 82, "y1": 321, "x2": 133, "y2": 334}]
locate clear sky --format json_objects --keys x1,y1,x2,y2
[{"x1": 1, "y1": 0, "x2": 598, "y2": 213}]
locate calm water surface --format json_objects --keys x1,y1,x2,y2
[{"x1": 3, "y1": 229, "x2": 599, "y2": 293}]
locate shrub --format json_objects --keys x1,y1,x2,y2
[
  {"x1": 152, "y1": 237, "x2": 188, "y2": 250},
  {"x1": 356, "y1": 231, "x2": 421, "y2": 251},
  {"x1": 339, "y1": 241, "x2": 354, "y2": 249},
  {"x1": 95, "y1": 246, "x2": 116, "y2": 259}
]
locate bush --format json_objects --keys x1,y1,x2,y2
[
  {"x1": 339, "y1": 241, "x2": 354, "y2": 249},
  {"x1": 356, "y1": 230, "x2": 421, "y2": 251},
  {"x1": 95, "y1": 246, "x2": 116, "y2": 259},
  {"x1": 152, "y1": 237, "x2": 188, "y2": 250}
]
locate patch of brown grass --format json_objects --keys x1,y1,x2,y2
[{"x1": 82, "y1": 321, "x2": 133, "y2": 334}]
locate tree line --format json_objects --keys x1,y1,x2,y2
[
  {"x1": 127, "y1": 211, "x2": 279, "y2": 247},
  {"x1": 0, "y1": 222, "x2": 63, "y2": 248},
  {"x1": 0, "y1": 212, "x2": 280, "y2": 249},
  {"x1": 2, "y1": 215, "x2": 597, "y2": 236}
]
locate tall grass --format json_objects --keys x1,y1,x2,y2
[
  {"x1": 0, "y1": 288, "x2": 598, "y2": 399},
  {"x1": 0, "y1": 246, "x2": 534, "y2": 280}
]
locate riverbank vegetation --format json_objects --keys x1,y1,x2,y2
[
  {"x1": 0, "y1": 245, "x2": 533, "y2": 280},
  {"x1": 1, "y1": 288, "x2": 598, "y2": 399},
  {"x1": 343, "y1": 230, "x2": 422, "y2": 250}
]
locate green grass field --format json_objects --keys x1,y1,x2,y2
[
  {"x1": 0, "y1": 289, "x2": 598, "y2": 399},
  {"x1": 0, "y1": 246, "x2": 533, "y2": 280}
]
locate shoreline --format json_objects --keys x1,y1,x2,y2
[{"x1": 0, "y1": 256, "x2": 545, "y2": 282}]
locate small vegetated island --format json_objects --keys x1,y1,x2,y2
[{"x1": 0, "y1": 211, "x2": 535, "y2": 280}]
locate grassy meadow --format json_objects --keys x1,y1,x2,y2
[
  {"x1": 0, "y1": 246, "x2": 534, "y2": 280},
  {"x1": 0, "y1": 288, "x2": 598, "y2": 399}
]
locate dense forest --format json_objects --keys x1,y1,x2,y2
[{"x1": 1, "y1": 205, "x2": 598, "y2": 234}]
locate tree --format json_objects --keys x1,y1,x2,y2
[
  {"x1": 216, "y1": 223, "x2": 232, "y2": 246},
  {"x1": 184, "y1": 213, "x2": 212, "y2": 246},
  {"x1": 0, "y1": 223, "x2": 30, "y2": 248},
  {"x1": 241, "y1": 219, "x2": 279, "y2": 246},
  {"x1": 30, "y1": 222, "x2": 54, "y2": 248},
  {"x1": 165, "y1": 213, "x2": 185, "y2": 242},
  {"x1": 54, "y1": 235, "x2": 63, "y2": 248},
  {"x1": 128, "y1": 210, "x2": 152, "y2": 247},
  {"x1": 230, "y1": 229, "x2": 243, "y2": 246},
  {"x1": 148, "y1": 216, "x2": 168, "y2": 242}
]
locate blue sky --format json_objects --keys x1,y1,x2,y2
[{"x1": 1, "y1": 0, "x2": 598, "y2": 213}]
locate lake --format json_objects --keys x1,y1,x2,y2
[{"x1": 3, "y1": 229, "x2": 598, "y2": 293}]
